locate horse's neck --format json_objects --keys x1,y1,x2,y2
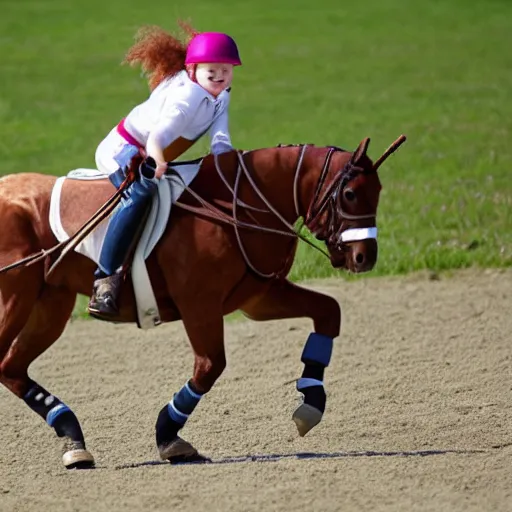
[
  {"x1": 244, "y1": 147, "x2": 303, "y2": 223},
  {"x1": 277, "y1": 146, "x2": 330, "y2": 222},
  {"x1": 295, "y1": 147, "x2": 330, "y2": 220},
  {"x1": 243, "y1": 146, "x2": 328, "y2": 224},
  {"x1": 198, "y1": 148, "x2": 326, "y2": 225}
]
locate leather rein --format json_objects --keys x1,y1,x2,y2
[
  {"x1": 171, "y1": 145, "x2": 373, "y2": 279},
  {"x1": 172, "y1": 132, "x2": 409, "y2": 278},
  {"x1": 0, "y1": 136, "x2": 406, "y2": 279}
]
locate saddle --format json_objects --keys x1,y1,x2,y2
[{"x1": 49, "y1": 160, "x2": 203, "y2": 329}]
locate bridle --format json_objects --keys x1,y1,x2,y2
[
  {"x1": 224, "y1": 134, "x2": 409, "y2": 277},
  {"x1": 171, "y1": 145, "x2": 376, "y2": 279},
  {"x1": 292, "y1": 145, "x2": 378, "y2": 248},
  {"x1": 209, "y1": 144, "x2": 379, "y2": 278}
]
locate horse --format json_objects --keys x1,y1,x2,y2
[{"x1": 0, "y1": 135, "x2": 405, "y2": 468}]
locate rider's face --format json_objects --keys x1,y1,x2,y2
[{"x1": 194, "y1": 63, "x2": 234, "y2": 97}]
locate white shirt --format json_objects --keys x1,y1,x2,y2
[{"x1": 123, "y1": 70, "x2": 232, "y2": 155}]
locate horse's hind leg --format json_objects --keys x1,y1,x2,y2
[
  {"x1": 240, "y1": 278, "x2": 341, "y2": 437},
  {"x1": 0, "y1": 283, "x2": 94, "y2": 469}
]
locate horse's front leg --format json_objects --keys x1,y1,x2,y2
[
  {"x1": 241, "y1": 278, "x2": 341, "y2": 436},
  {"x1": 155, "y1": 307, "x2": 225, "y2": 463}
]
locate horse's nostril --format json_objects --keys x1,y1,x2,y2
[{"x1": 355, "y1": 253, "x2": 364, "y2": 264}]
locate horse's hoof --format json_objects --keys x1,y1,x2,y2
[
  {"x1": 63, "y1": 448, "x2": 95, "y2": 470},
  {"x1": 158, "y1": 437, "x2": 210, "y2": 464},
  {"x1": 292, "y1": 403, "x2": 323, "y2": 437}
]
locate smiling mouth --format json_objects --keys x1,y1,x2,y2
[{"x1": 208, "y1": 78, "x2": 224, "y2": 83}]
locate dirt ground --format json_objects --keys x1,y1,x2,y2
[{"x1": 0, "y1": 269, "x2": 511, "y2": 512}]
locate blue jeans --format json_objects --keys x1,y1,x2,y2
[{"x1": 95, "y1": 172, "x2": 158, "y2": 277}]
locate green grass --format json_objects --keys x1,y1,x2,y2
[{"x1": 1, "y1": 0, "x2": 511, "y2": 285}]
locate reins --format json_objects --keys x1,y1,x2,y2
[
  {"x1": 172, "y1": 147, "x2": 332, "y2": 278},
  {"x1": 0, "y1": 135, "x2": 406, "y2": 280}
]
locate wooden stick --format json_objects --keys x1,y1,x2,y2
[{"x1": 373, "y1": 135, "x2": 407, "y2": 171}]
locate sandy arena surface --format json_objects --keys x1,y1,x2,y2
[{"x1": 0, "y1": 269, "x2": 511, "y2": 512}]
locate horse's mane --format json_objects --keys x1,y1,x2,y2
[{"x1": 277, "y1": 143, "x2": 347, "y2": 152}]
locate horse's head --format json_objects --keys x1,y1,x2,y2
[{"x1": 305, "y1": 136, "x2": 406, "y2": 273}]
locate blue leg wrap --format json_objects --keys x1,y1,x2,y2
[
  {"x1": 167, "y1": 381, "x2": 204, "y2": 426},
  {"x1": 301, "y1": 332, "x2": 334, "y2": 367},
  {"x1": 24, "y1": 385, "x2": 71, "y2": 426},
  {"x1": 24, "y1": 383, "x2": 85, "y2": 443},
  {"x1": 97, "y1": 174, "x2": 158, "y2": 276},
  {"x1": 46, "y1": 403, "x2": 72, "y2": 427}
]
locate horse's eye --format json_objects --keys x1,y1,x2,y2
[{"x1": 344, "y1": 189, "x2": 356, "y2": 202}]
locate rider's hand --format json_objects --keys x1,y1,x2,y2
[{"x1": 155, "y1": 162, "x2": 168, "y2": 179}]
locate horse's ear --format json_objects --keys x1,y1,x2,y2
[{"x1": 352, "y1": 137, "x2": 370, "y2": 164}]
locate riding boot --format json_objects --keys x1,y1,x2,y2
[{"x1": 88, "y1": 167, "x2": 158, "y2": 318}]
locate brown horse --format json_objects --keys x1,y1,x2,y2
[{"x1": 0, "y1": 136, "x2": 405, "y2": 468}]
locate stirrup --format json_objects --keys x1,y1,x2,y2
[{"x1": 88, "y1": 273, "x2": 123, "y2": 317}]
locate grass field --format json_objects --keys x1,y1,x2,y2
[{"x1": 1, "y1": 0, "x2": 511, "y2": 281}]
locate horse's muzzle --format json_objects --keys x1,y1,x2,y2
[
  {"x1": 347, "y1": 239, "x2": 378, "y2": 273},
  {"x1": 329, "y1": 238, "x2": 378, "y2": 273}
]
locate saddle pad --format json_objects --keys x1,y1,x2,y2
[
  {"x1": 49, "y1": 161, "x2": 202, "y2": 264},
  {"x1": 65, "y1": 168, "x2": 111, "y2": 180}
]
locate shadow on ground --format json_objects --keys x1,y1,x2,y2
[{"x1": 114, "y1": 448, "x2": 487, "y2": 470}]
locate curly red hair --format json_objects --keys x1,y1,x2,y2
[{"x1": 123, "y1": 21, "x2": 198, "y2": 91}]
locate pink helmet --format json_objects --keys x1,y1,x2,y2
[{"x1": 185, "y1": 32, "x2": 242, "y2": 66}]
